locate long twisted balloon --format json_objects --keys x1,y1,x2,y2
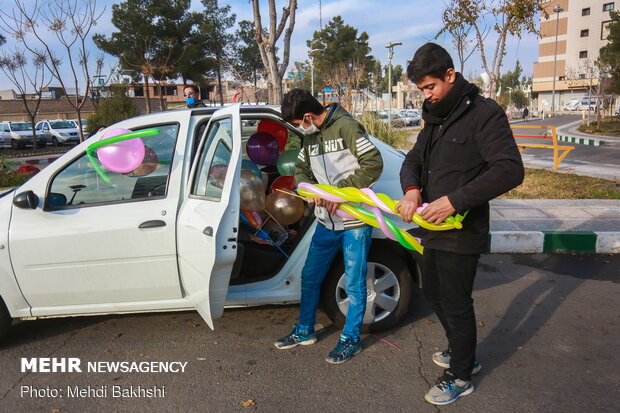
[{"x1": 297, "y1": 183, "x2": 467, "y2": 231}]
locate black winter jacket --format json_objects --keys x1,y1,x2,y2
[{"x1": 400, "y1": 80, "x2": 524, "y2": 254}]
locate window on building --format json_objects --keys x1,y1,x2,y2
[
  {"x1": 579, "y1": 74, "x2": 586, "y2": 79},
  {"x1": 580, "y1": 29, "x2": 589, "y2": 37},
  {"x1": 579, "y1": 50, "x2": 588, "y2": 58},
  {"x1": 559, "y1": 76, "x2": 566, "y2": 81},
  {"x1": 602, "y1": 21, "x2": 613, "y2": 39},
  {"x1": 582, "y1": 7, "x2": 591, "y2": 16},
  {"x1": 603, "y1": 3, "x2": 614, "y2": 12}
]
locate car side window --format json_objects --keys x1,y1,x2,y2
[
  {"x1": 47, "y1": 124, "x2": 179, "y2": 209},
  {"x1": 191, "y1": 117, "x2": 232, "y2": 201}
]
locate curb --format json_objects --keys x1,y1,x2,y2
[
  {"x1": 557, "y1": 135, "x2": 605, "y2": 146},
  {"x1": 490, "y1": 231, "x2": 620, "y2": 254}
]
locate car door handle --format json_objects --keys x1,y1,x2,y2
[
  {"x1": 139, "y1": 220, "x2": 166, "y2": 229},
  {"x1": 203, "y1": 226, "x2": 213, "y2": 236}
]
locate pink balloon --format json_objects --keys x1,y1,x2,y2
[
  {"x1": 416, "y1": 203, "x2": 429, "y2": 215},
  {"x1": 97, "y1": 128, "x2": 145, "y2": 173}
]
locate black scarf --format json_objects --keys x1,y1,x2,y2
[{"x1": 422, "y1": 73, "x2": 477, "y2": 125}]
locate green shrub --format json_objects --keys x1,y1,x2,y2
[{"x1": 87, "y1": 87, "x2": 140, "y2": 134}]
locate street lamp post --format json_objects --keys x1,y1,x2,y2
[
  {"x1": 551, "y1": 4, "x2": 563, "y2": 116},
  {"x1": 385, "y1": 41, "x2": 402, "y2": 123},
  {"x1": 308, "y1": 48, "x2": 323, "y2": 97}
]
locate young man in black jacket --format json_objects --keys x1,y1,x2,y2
[{"x1": 397, "y1": 43, "x2": 524, "y2": 405}]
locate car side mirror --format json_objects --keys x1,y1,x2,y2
[
  {"x1": 13, "y1": 190, "x2": 39, "y2": 209},
  {"x1": 48, "y1": 192, "x2": 67, "y2": 208}
]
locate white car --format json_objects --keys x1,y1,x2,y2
[
  {"x1": 68, "y1": 119, "x2": 88, "y2": 133},
  {"x1": 0, "y1": 105, "x2": 420, "y2": 342},
  {"x1": 35, "y1": 120, "x2": 81, "y2": 146},
  {"x1": 0, "y1": 121, "x2": 48, "y2": 149}
]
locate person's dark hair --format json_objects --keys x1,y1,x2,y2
[
  {"x1": 406, "y1": 43, "x2": 455, "y2": 83},
  {"x1": 280, "y1": 88, "x2": 325, "y2": 122},
  {"x1": 184, "y1": 84, "x2": 199, "y2": 95}
]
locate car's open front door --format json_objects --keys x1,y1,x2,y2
[{"x1": 177, "y1": 104, "x2": 241, "y2": 328}]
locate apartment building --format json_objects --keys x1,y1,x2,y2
[{"x1": 532, "y1": 0, "x2": 616, "y2": 111}]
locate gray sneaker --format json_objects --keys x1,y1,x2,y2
[
  {"x1": 424, "y1": 371, "x2": 474, "y2": 405},
  {"x1": 432, "y1": 349, "x2": 481, "y2": 375}
]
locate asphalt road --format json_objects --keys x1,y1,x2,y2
[
  {"x1": 513, "y1": 115, "x2": 620, "y2": 166},
  {"x1": 0, "y1": 253, "x2": 618, "y2": 413}
]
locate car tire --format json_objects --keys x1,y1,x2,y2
[
  {"x1": 0, "y1": 297, "x2": 11, "y2": 343},
  {"x1": 39, "y1": 141, "x2": 46, "y2": 148},
  {"x1": 11, "y1": 139, "x2": 19, "y2": 150},
  {"x1": 321, "y1": 244, "x2": 413, "y2": 333},
  {"x1": 52, "y1": 137, "x2": 59, "y2": 147}
]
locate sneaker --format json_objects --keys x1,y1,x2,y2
[
  {"x1": 325, "y1": 334, "x2": 362, "y2": 364},
  {"x1": 432, "y1": 349, "x2": 482, "y2": 375},
  {"x1": 424, "y1": 371, "x2": 474, "y2": 405},
  {"x1": 273, "y1": 324, "x2": 317, "y2": 349}
]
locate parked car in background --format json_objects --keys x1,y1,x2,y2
[
  {"x1": 576, "y1": 98, "x2": 598, "y2": 111},
  {"x1": 68, "y1": 119, "x2": 88, "y2": 133},
  {"x1": 400, "y1": 109, "x2": 421, "y2": 126},
  {"x1": 35, "y1": 120, "x2": 80, "y2": 146},
  {"x1": 378, "y1": 112, "x2": 407, "y2": 128},
  {"x1": 0, "y1": 121, "x2": 48, "y2": 149},
  {"x1": 0, "y1": 105, "x2": 421, "y2": 343},
  {"x1": 563, "y1": 99, "x2": 581, "y2": 111}
]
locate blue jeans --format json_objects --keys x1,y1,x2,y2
[{"x1": 298, "y1": 224, "x2": 373, "y2": 341}]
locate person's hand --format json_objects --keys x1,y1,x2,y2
[
  {"x1": 323, "y1": 200, "x2": 340, "y2": 216},
  {"x1": 395, "y1": 189, "x2": 422, "y2": 223},
  {"x1": 420, "y1": 196, "x2": 456, "y2": 225}
]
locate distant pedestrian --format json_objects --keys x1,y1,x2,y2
[
  {"x1": 397, "y1": 43, "x2": 524, "y2": 405},
  {"x1": 522, "y1": 107, "x2": 529, "y2": 121},
  {"x1": 184, "y1": 85, "x2": 205, "y2": 108}
]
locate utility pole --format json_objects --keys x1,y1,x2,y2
[
  {"x1": 385, "y1": 41, "x2": 402, "y2": 123},
  {"x1": 551, "y1": 5, "x2": 563, "y2": 116}
]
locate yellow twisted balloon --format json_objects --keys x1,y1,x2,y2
[{"x1": 297, "y1": 184, "x2": 467, "y2": 231}]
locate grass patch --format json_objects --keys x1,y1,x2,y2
[
  {"x1": 577, "y1": 117, "x2": 620, "y2": 136},
  {"x1": 500, "y1": 168, "x2": 619, "y2": 199}
]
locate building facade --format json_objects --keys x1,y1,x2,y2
[{"x1": 532, "y1": 0, "x2": 615, "y2": 111}]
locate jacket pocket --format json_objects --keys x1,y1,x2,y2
[{"x1": 440, "y1": 134, "x2": 470, "y2": 165}]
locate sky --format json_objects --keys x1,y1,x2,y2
[{"x1": 0, "y1": 0, "x2": 541, "y2": 92}]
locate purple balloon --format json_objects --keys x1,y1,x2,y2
[
  {"x1": 97, "y1": 128, "x2": 146, "y2": 173},
  {"x1": 246, "y1": 132, "x2": 280, "y2": 166}
]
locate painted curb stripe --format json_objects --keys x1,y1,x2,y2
[
  {"x1": 557, "y1": 135, "x2": 604, "y2": 146},
  {"x1": 543, "y1": 231, "x2": 597, "y2": 253},
  {"x1": 488, "y1": 231, "x2": 619, "y2": 253}
]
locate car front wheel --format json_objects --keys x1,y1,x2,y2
[{"x1": 321, "y1": 244, "x2": 413, "y2": 333}]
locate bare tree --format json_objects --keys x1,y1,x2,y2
[
  {"x1": 0, "y1": 49, "x2": 52, "y2": 149},
  {"x1": 436, "y1": 14, "x2": 485, "y2": 73},
  {"x1": 1, "y1": 0, "x2": 105, "y2": 142},
  {"x1": 438, "y1": 0, "x2": 545, "y2": 94},
  {"x1": 250, "y1": 0, "x2": 297, "y2": 104},
  {"x1": 321, "y1": 57, "x2": 368, "y2": 114}
]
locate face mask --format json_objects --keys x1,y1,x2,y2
[
  {"x1": 296, "y1": 117, "x2": 318, "y2": 135},
  {"x1": 186, "y1": 97, "x2": 196, "y2": 106}
]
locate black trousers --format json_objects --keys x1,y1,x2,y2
[{"x1": 422, "y1": 248, "x2": 480, "y2": 380}]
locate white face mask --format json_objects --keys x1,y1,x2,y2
[{"x1": 296, "y1": 117, "x2": 318, "y2": 135}]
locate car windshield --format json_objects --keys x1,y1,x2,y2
[
  {"x1": 10, "y1": 123, "x2": 33, "y2": 131},
  {"x1": 50, "y1": 121, "x2": 74, "y2": 129}
]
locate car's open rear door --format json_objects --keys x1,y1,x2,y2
[{"x1": 177, "y1": 104, "x2": 241, "y2": 328}]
